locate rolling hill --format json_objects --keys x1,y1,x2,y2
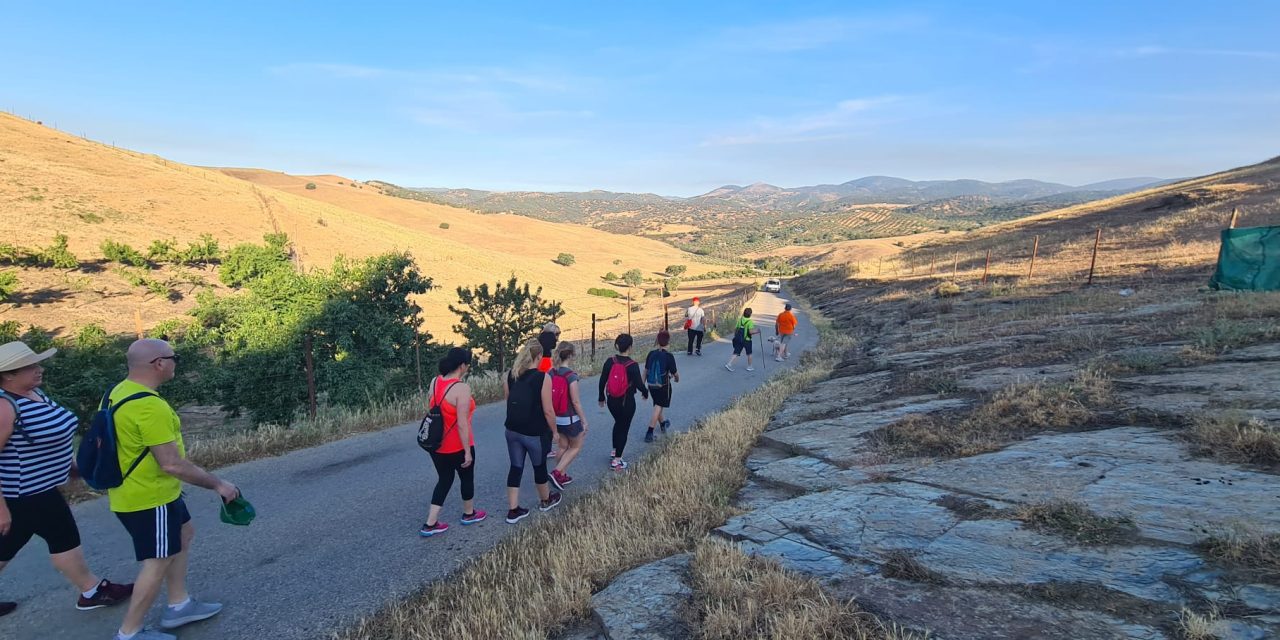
[{"x1": 0, "y1": 113, "x2": 731, "y2": 341}]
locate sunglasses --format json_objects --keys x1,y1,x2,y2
[{"x1": 151, "y1": 354, "x2": 181, "y2": 364}]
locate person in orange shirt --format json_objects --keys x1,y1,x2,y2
[{"x1": 774, "y1": 303, "x2": 797, "y2": 362}]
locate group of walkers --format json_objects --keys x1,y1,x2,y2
[
  {"x1": 0, "y1": 295, "x2": 799, "y2": 637},
  {"x1": 0, "y1": 339, "x2": 239, "y2": 640},
  {"x1": 420, "y1": 297, "x2": 799, "y2": 536}
]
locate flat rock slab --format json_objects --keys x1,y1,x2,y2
[
  {"x1": 955, "y1": 363, "x2": 1078, "y2": 392},
  {"x1": 899, "y1": 427, "x2": 1280, "y2": 544},
  {"x1": 769, "y1": 371, "x2": 892, "y2": 428},
  {"x1": 719, "y1": 483, "x2": 1214, "y2": 606},
  {"x1": 831, "y1": 573, "x2": 1167, "y2": 640},
  {"x1": 881, "y1": 337, "x2": 1043, "y2": 368},
  {"x1": 1217, "y1": 342, "x2": 1280, "y2": 362},
  {"x1": 592, "y1": 554, "x2": 692, "y2": 640},
  {"x1": 763, "y1": 398, "x2": 970, "y2": 465},
  {"x1": 1124, "y1": 361, "x2": 1280, "y2": 407},
  {"x1": 751, "y1": 454, "x2": 871, "y2": 492}
]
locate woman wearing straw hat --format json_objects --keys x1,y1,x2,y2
[{"x1": 0, "y1": 341, "x2": 134, "y2": 618}]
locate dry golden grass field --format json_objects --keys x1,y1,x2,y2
[{"x1": 0, "y1": 114, "x2": 741, "y2": 340}]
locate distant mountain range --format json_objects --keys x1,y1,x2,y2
[{"x1": 371, "y1": 175, "x2": 1174, "y2": 259}]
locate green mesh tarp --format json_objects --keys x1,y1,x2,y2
[{"x1": 1209, "y1": 226, "x2": 1280, "y2": 291}]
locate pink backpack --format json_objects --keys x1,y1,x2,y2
[{"x1": 605, "y1": 357, "x2": 630, "y2": 398}]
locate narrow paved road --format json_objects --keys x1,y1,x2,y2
[{"x1": 3, "y1": 292, "x2": 812, "y2": 640}]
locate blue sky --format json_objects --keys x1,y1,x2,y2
[{"x1": 4, "y1": 1, "x2": 1279, "y2": 195}]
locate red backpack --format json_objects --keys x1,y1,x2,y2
[
  {"x1": 605, "y1": 357, "x2": 630, "y2": 398},
  {"x1": 550, "y1": 368, "x2": 573, "y2": 416}
]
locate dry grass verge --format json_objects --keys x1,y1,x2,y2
[
  {"x1": 1013, "y1": 500, "x2": 1138, "y2": 545},
  {"x1": 1197, "y1": 526, "x2": 1280, "y2": 584},
  {"x1": 691, "y1": 539, "x2": 922, "y2": 640},
  {"x1": 336, "y1": 311, "x2": 854, "y2": 640},
  {"x1": 1184, "y1": 412, "x2": 1280, "y2": 467},
  {"x1": 870, "y1": 371, "x2": 1113, "y2": 459}
]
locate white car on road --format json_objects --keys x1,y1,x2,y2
[{"x1": 763, "y1": 278, "x2": 782, "y2": 293}]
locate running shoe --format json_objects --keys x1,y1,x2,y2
[
  {"x1": 539, "y1": 492, "x2": 562, "y2": 511},
  {"x1": 660, "y1": 419, "x2": 670, "y2": 433},
  {"x1": 116, "y1": 630, "x2": 176, "y2": 640},
  {"x1": 418, "y1": 521, "x2": 450, "y2": 537},
  {"x1": 746, "y1": 367, "x2": 755, "y2": 372},
  {"x1": 724, "y1": 364, "x2": 734, "y2": 372},
  {"x1": 159, "y1": 599, "x2": 223, "y2": 630},
  {"x1": 775, "y1": 357, "x2": 783, "y2": 362},
  {"x1": 695, "y1": 350, "x2": 702, "y2": 356},
  {"x1": 506, "y1": 507, "x2": 530, "y2": 524},
  {"x1": 76, "y1": 579, "x2": 133, "y2": 610},
  {"x1": 644, "y1": 430, "x2": 654, "y2": 443},
  {"x1": 547, "y1": 446, "x2": 558, "y2": 459},
  {"x1": 550, "y1": 469, "x2": 568, "y2": 490},
  {"x1": 610, "y1": 457, "x2": 629, "y2": 471},
  {"x1": 460, "y1": 510, "x2": 488, "y2": 525},
  {"x1": 1, "y1": 602, "x2": 15, "y2": 618}
]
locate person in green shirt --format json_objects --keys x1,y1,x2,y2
[
  {"x1": 109, "y1": 339, "x2": 239, "y2": 640},
  {"x1": 724, "y1": 307, "x2": 762, "y2": 372}
]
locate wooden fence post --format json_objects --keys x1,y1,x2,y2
[
  {"x1": 1027, "y1": 236, "x2": 1040, "y2": 280},
  {"x1": 1087, "y1": 228, "x2": 1102, "y2": 286},
  {"x1": 591, "y1": 313, "x2": 597, "y2": 360},
  {"x1": 304, "y1": 334, "x2": 317, "y2": 419},
  {"x1": 929, "y1": 256, "x2": 936, "y2": 275},
  {"x1": 414, "y1": 329, "x2": 422, "y2": 392},
  {"x1": 664, "y1": 303, "x2": 669, "y2": 331},
  {"x1": 981, "y1": 249, "x2": 991, "y2": 284},
  {"x1": 134, "y1": 308, "x2": 143, "y2": 339},
  {"x1": 952, "y1": 253, "x2": 959, "y2": 279},
  {"x1": 627, "y1": 290, "x2": 632, "y2": 335},
  {"x1": 1229, "y1": 207, "x2": 1240, "y2": 229}
]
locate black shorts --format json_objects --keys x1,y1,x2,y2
[
  {"x1": 0, "y1": 488, "x2": 81, "y2": 561},
  {"x1": 115, "y1": 497, "x2": 191, "y2": 561},
  {"x1": 649, "y1": 384, "x2": 672, "y2": 408},
  {"x1": 732, "y1": 338, "x2": 753, "y2": 356}
]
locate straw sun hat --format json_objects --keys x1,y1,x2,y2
[{"x1": 0, "y1": 342, "x2": 57, "y2": 373}]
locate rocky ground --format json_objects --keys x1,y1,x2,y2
[{"x1": 560, "y1": 271, "x2": 1280, "y2": 639}]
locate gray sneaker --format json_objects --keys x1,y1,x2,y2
[
  {"x1": 159, "y1": 599, "x2": 223, "y2": 629},
  {"x1": 115, "y1": 629, "x2": 176, "y2": 640}
]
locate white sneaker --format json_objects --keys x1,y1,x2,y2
[
  {"x1": 774, "y1": 357, "x2": 783, "y2": 362},
  {"x1": 746, "y1": 367, "x2": 755, "y2": 372},
  {"x1": 724, "y1": 364, "x2": 734, "y2": 372}
]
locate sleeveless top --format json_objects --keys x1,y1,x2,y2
[
  {"x1": 1, "y1": 389, "x2": 77, "y2": 498},
  {"x1": 432, "y1": 376, "x2": 474, "y2": 455}
]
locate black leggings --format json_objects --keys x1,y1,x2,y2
[
  {"x1": 608, "y1": 394, "x2": 638, "y2": 457},
  {"x1": 428, "y1": 447, "x2": 475, "y2": 507},
  {"x1": 0, "y1": 488, "x2": 81, "y2": 562},
  {"x1": 505, "y1": 429, "x2": 550, "y2": 488},
  {"x1": 687, "y1": 329, "x2": 704, "y2": 354}
]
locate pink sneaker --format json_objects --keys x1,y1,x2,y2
[{"x1": 460, "y1": 510, "x2": 487, "y2": 525}]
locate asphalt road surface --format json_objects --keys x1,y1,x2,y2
[{"x1": 3, "y1": 291, "x2": 812, "y2": 640}]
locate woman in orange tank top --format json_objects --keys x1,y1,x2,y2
[{"x1": 420, "y1": 348, "x2": 486, "y2": 537}]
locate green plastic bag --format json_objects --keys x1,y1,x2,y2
[{"x1": 220, "y1": 493, "x2": 256, "y2": 526}]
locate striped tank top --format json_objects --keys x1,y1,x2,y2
[{"x1": 1, "y1": 389, "x2": 77, "y2": 498}]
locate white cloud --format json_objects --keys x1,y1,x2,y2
[
  {"x1": 1115, "y1": 45, "x2": 1278, "y2": 59},
  {"x1": 702, "y1": 96, "x2": 904, "y2": 146},
  {"x1": 712, "y1": 14, "x2": 929, "y2": 52}
]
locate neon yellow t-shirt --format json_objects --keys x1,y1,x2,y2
[{"x1": 106, "y1": 380, "x2": 185, "y2": 513}]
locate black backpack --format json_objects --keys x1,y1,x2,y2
[
  {"x1": 504, "y1": 371, "x2": 543, "y2": 431},
  {"x1": 416, "y1": 379, "x2": 460, "y2": 453}
]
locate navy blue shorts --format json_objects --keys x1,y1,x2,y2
[{"x1": 115, "y1": 497, "x2": 191, "y2": 561}]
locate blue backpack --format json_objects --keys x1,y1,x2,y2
[
  {"x1": 76, "y1": 388, "x2": 158, "y2": 490},
  {"x1": 646, "y1": 351, "x2": 667, "y2": 386}
]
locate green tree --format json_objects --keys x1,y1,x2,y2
[
  {"x1": 219, "y1": 234, "x2": 293, "y2": 287},
  {"x1": 305, "y1": 182, "x2": 317, "y2": 190},
  {"x1": 623, "y1": 269, "x2": 643, "y2": 288},
  {"x1": 178, "y1": 234, "x2": 222, "y2": 265},
  {"x1": 450, "y1": 276, "x2": 563, "y2": 372},
  {"x1": 148, "y1": 238, "x2": 179, "y2": 263},
  {"x1": 101, "y1": 239, "x2": 148, "y2": 267},
  {"x1": 554, "y1": 253, "x2": 576, "y2": 267},
  {"x1": 603, "y1": 271, "x2": 618, "y2": 281},
  {"x1": 0, "y1": 271, "x2": 17, "y2": 302},
  {"x1": 664, "y1": 264, "x2": 687, "y2": 276},
  {"x1": 664, "y1": 276, "x2": 681, "y2": 296},
  {"x1": 34, "y1": 234, "x2": 78, "y2": 269}
]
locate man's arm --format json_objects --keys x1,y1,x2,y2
[{"x1": 151, "y1": 442, "x2": 238, "y2": 502}]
